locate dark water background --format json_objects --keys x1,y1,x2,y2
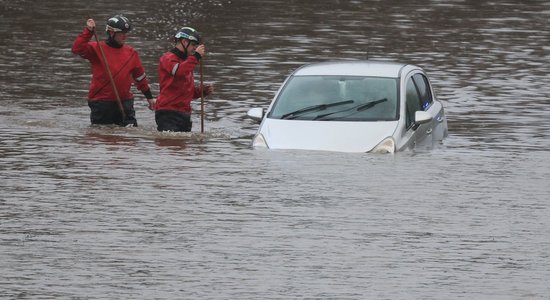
[{"x1": 1, "y1": 0, "x2": 549, "y2": 299}]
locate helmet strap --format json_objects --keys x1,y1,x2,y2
[{"x1": 180, "y1": 40, "x2": 189, "y2": 56}]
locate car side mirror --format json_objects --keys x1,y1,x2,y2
[
  {"x1": 412, "y1": 111, "x2": 433, "y2": 130},
  {"x1": 247, "y1": 107, "x2": 264, "y2": 122}
]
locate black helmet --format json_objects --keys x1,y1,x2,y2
[
  {"x1": 174, "y1": 27, "x2": 201, "y2": 44},
  {"x1": 106, "y1": 15, "x2": 131, "y2": 33}
]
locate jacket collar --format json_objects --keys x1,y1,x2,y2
[
  {"x1": 106, "y1": 36, "x2": 123, "y2": 48},
  {"x1": 171, "y1": 47, "x2": 188, "y2": 60}
]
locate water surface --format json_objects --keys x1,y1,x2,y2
[{"x1": 1, "y1": 0, "x2": 549, "y2": 299}]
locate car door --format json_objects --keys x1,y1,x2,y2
[{"x1": 403, "y1": 71, "x2": 436, "y2": 149}]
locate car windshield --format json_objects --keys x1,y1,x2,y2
[{"x1": 268, "y1": 75, "x2": 399, "y2": 121}]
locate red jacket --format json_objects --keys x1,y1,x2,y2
[
  {"x1": 156, "y1": 49, "x2": 202, "y2": 113},
  {"x1": 71, "y1": 28, "x2": 151, "y2": 101}
]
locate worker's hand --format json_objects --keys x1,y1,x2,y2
[
  {"x1": 147, "y1": 98, "x2": 156, "y2": 111},
  {"x1": 203, "y1": 84, "x2": 214, "y2": 96},
  {"x1": 86, "y1": 19, "x2": 96, "y2": 32},
  {"x1": 195, "y1": 44, "x2": 205, "y2": 57}
]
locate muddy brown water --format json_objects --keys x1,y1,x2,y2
[{"x1": 1, "y1": 1, "x2": 549, "y2": 298}]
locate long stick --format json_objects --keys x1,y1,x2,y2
[
  {"x1": 199, "y1": 59, "x2": 205, "y2": 133},
  {"x1": 93, "y1": 31, "x2": 126, "y2": 121}
]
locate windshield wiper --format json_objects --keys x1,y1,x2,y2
[
  {"x1": 280, "y1": 100, "x2": 354, "y2": 119},
  {"x1": 314, "y1": 98, "x2": 388, "y2": 120},
  {"x1": 356, "y1": 98, "x2": 387, "y2": 111}
]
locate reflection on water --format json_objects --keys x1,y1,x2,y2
[
  {"x1": 154, "y1": 137, "x2": 189, "y2": 150},
  {"x1": 1, "y1": 0, "x2": 549, "y2": 299}
]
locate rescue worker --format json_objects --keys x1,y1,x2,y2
[
  {"x1": 72, "y1": 15, "x2": 156, "y2": 127},
  {"x1": 155, "y1": 27, "x2": 213, "y2": 132}
]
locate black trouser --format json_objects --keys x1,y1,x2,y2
[
  {"x1": 88, "y1": 100, "x2": 137, "y2": 127},
  {"x1": 155, "y1": 110, "x2": 192, "y2": 132}
]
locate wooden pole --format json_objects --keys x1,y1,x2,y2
[
  {"x1": 199, "y1": 59, "x2": 205, "y2": 133},
  {"x1": 93, "y1": 31, "x2": 126, "y2": 121}
]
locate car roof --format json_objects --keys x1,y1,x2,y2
[{"x1": 292, "y1": 60, "x2": 418, "y2": 78}]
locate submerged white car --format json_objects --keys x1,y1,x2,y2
[{"x1": 247, "y1": 61, "x2": 448, "y2": 153}]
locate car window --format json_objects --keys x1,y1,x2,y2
[
  {"x1": 405, "y1": 78, "x2": 422, "y2": 128},
  {"x1": 269, "y1": 75, "x2": 398, "y2": 121},
  {"x1": 411, "y1": 73, "x2": 433, "y2": 110}
]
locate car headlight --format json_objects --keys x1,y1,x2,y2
[
  {"x1": 252, "y1": 133, "x2": 269, "y2": 149},
  {"x1": 370, "y1": 137, "x2": 395, "y2": 154}
]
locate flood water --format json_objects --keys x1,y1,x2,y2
[{"x1": 1, "y1": 0, "x2": 549, "y2": 299}]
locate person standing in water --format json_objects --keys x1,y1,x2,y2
[
  {"x1": 72, "y1": 15, "x2": 156, "y2": 126},
  {"x1": 155, "y1": 27, "x2": 213, "y2": 132}
]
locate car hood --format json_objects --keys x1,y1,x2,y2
[{"x1": 259, "y1": 118, "x2": 399, "y2": 153}]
